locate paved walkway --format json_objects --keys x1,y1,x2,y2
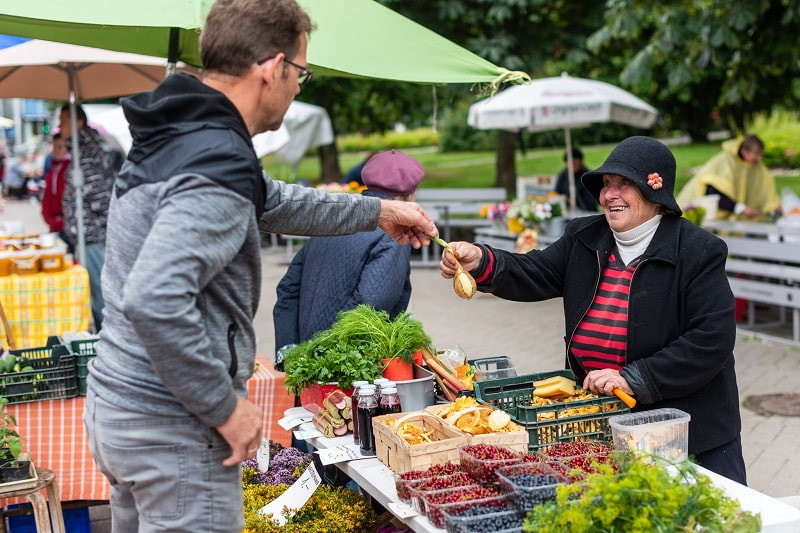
[{"x1": 4, "y1": 198, "x2": 799, "y2": 499}]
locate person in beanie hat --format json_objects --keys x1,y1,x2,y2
[
  {"x1": 274, "y1": 149, "x2": 425, "y2": 350},
  {"x1": 438, "y1": 136, "x2": 746, "y2": 484}
]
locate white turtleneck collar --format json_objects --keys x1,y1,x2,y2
[{"x1": 612, "y1": 215, "x2": 663, "y2": 265}]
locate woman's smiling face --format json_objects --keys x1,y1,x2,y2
[{"x1": 600, "y1": 174, "x2": 660, "y2": 232}]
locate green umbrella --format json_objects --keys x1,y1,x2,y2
[{"x1": 0, "y1": 0, "x2": 521, "y2": 85}]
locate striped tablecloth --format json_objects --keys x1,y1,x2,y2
[
  {"x1": 3, "y1": 356, "x2": 293, "y2": 501},
  {"x1": 0, "y1": 265, "x2": 91, "y2": 350}
]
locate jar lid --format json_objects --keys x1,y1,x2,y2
[{"x1": 381, "y1": 387, "x2": 397, "y2": 394}]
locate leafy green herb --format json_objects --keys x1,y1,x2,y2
[
  {"x1": 522, "y1": 453, "x2": 761, "y2": 533},
  {"x1": 283, "y1": 305, "x2": 434, "y2": 394}
]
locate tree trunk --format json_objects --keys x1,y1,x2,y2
[
  {"x1": 495, "y1": 130, "x2": 517, "y2": 198},
  {"x1": 318, "y1": 143, "x2": 342, "y2": 183}
]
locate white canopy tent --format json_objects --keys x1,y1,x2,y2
[
  {"x1": 468, "y1": 73, "x2": 659, "y2": 207},
  {"x1": 86, "y1": 101, "x2": 333, "y2": 168}
]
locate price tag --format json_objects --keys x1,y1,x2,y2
[
  {"x1": 294, "y1": 428, "x2": 323, "y2": 440},
  {"x1": 256, "y1": 438, "x2": 271, "y2": 473},
  {"x1": 387, "y1": 501, "x2": 418, "y2": 519},
  {"x1": 316, "y1": 445, "x2": 370, "y2": 466},
  {"x1": 258, "y1": 462, "x2": 322, "y2": 526},
  {"x1": 278, "y1": 414, "x2": 312, "y2": 430}
]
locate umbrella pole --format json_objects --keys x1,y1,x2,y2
[
  {"x1": 67, "y1": 75, "x2": 87, "y2": 267},
  {"x1": 565, "y1": 128, "x2": 576, "y2": 210}
]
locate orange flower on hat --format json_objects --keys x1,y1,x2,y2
[{"x1": 647, "y1": 172, "x2": 663, "y2": 190}]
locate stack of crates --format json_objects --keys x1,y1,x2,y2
[
  {"x1": 473, "y1": 369, "x2": 631, "y2": 452},
  {"x1": 0, "y1": 336, "x2": 78, "y2": 404},
  {"x1": 66, "y1": 337, "x2": 100, "y2": 396}
]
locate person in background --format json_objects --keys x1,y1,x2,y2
[
  {"x1": 440, "y1": 136, "x2": 746, "y2": 484},
  {"x1": 341, "y1": 151, "x2": 377, "y2": 186},
  {"x1": 40, "y1": 133, "x2": 75, "y2": 256},
  {"x1": 274, "y1": 149, "x2": 424, "y2": 351},
  {"x1": 59, "y1": 103, "x2": 116, "y2": 330},
  {"x1": 2, "y1": 147, "x2": 27, "y2": 199},
  {"x1": 82, "y1": 0, "x2": 436, "y2": 530},
  {"x1": 555, "y1": 147, "x2": 598, "y2": 211},
  {"x1": 677, "y1": 135, "x2": 781, "y2": 220}
]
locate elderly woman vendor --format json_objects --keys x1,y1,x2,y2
[{"x1": 440, "y1": 136, "x2": 746, "y2": 483}]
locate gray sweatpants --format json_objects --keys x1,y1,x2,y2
[{"x1": 83, "y1": 389, "x2": 243, "y2": 532}]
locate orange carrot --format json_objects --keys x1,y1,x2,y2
[{"x1": 422, "y1": 350, "x2": 467, "y2": 391}]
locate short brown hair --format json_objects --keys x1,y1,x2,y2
[
  {"x1": 740, "y1": 134, "x2": 764, "y2": 153},
  {"x1": 200, "y1": 0, "x2": 313, "y2": 77}
]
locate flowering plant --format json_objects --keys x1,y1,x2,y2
[
  {"x1": 508, "y1": 193, "x2": 563, "y2": 226},
  {"x1": 315, "y1": 181, "x2": 367, "y2": 194},
  {"x1": 480, "y1": 200, "x2": 510, "y2": 222}
]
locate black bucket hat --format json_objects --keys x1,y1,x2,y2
[{"x1": 581, "y1": 136, "x2": 682, "y2": 216}]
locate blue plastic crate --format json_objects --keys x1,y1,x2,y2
[{"x1": 7, "y1": 504, "x2": 90, "y2": 533}]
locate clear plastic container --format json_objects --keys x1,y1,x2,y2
[
  {"x1": 495, "y1": 462, "x2": 568, "y2": 512},
  {"x1": 393, "y1": 462, "x2": 465, "y2": 502},
  {"x1": 443, "y1": 506, "x2": 522, "y2": 533},
  {"x1": 609, "y1": 408, "x2": 691, "y2": 462},
  {"x1": 470, "y1": 356, "x2": 517, "y2": 382},
  {"x1": 426, "y1": 491, "x2": 509, "y2": 529},
  {"x1": 459, "y1": 444, "x2": 523, "y2": 484},
  {"x1": 407, "y1": 472, "x2": 478, "y2": 510}
]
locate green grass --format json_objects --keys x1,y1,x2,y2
[{"x1": 262, "y1": 141, "x2": 800, "y2": 197}]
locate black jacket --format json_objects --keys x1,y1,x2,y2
[{"x1": 475, "y1": 214, "x2": 741, "y2": 454}]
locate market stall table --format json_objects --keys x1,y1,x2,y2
[
  {"x1": 3, "y1": 356, "x2": 293, "y2": 501},
  {"x1": 291, "y1": 407, "x2": 800, "y2": 532},
  {"x1": 0, "y1": 265, "x2": 90, "y2": 349}
]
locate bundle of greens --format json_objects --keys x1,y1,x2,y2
[
  {"x1": 283, "y1": 305, "x2": 434, "y2": 394},
  {"x1": 522, "y1": 453, "x2": 761, "y2": 533}
]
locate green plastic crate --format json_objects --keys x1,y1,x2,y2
[
  {"x1": 473, "y1": 369, "x2": 630, "y2": 452},
  {"x1": 1, "y1": 337, "x2": 78, "y2": 404},
  {"x1": 68, "y1": 337, "x2": 99, "y2": 396}
]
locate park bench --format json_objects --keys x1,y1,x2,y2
[{"x1": 704, "y1": 220, "x2": 800, "y2": 344}]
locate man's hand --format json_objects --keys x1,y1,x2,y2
[
  {"x1": 583, "y1": 368, "x2": 634, "y2": 396},
  {"x1": 377, "y1": 199, "x2": 437, "y2": 249},
  {"x1": 439, "y1": 241, "x2": 482, "y2": 278},
  {"x1": 215, "y1": 396, "x2": 263, "y2": 466}
]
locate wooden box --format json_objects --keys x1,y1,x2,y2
[
  {"x1": 372, "y1": 411, "x2": 467, "y2": 473},
  {"x1": 424, "y1": 404, "x2": 529, "y2": 453}
]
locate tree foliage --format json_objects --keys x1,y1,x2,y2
[{"x1": 587, "y1": 0, "x2": 800, "y2": 140}]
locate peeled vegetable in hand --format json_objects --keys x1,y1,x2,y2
[
  {"x1": 428, "y1": 235, "x2": 477, "y2": 299},
  {"x1": 453, "y1": 264, "x2": 477, "y2": 299}
]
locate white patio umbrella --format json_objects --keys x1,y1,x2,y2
[
  {"x1": 0, "y1": 38, "x2": 196, "y2": 265},
  {"x1": 468, "y1": 73, "x2": 659, "y2": 207}
]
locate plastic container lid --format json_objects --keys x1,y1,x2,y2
[{"x1": 381, "y1": 387, "x2": 397, "y2": 394}]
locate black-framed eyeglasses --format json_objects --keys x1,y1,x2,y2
[{"x1": 255, "y1": 55, "x2": 313, "y2": 86}]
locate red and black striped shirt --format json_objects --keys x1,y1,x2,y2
[{"x1": 572, "y1": 253, "x2": 642, "y2": 371}]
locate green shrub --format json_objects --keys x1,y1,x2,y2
[
  {"x1": 748, "y1": 109, "x2": 800, "y2": 169},
  {"x1": 336, "y1": 128, "x2": 438, "y2": 153}
]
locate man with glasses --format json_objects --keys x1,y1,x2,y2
[{"x1": 83, "y1": 0, "x2": 437, "y2": 530}]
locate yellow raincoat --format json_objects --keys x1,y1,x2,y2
[{"x1": 677, "y1": 139, "x2": 780, "y2": 220}]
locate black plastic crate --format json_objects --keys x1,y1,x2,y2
[
  {"x1": 473, "y1": 370, "x2": 630, "y2": 452},
  {"x1": 1, "y1": 337, "x2": 78, "y2": 404}
]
